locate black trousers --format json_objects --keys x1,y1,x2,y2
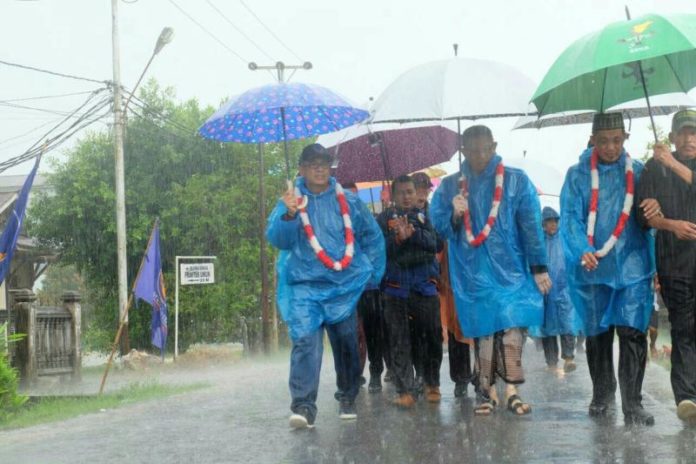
[
  {"x1": 586, "y1": 326, "x2": 647, "y2": 414},
  {"x1": 660, "y1": 277, "x2": 696, "y2": 405},
  {"x1": 542, "y1": 335, "x2": 576, "y2": 366},
  {"x1": 383, "y1": 292, "x2": 442, "y2": 395},
  {"x1": 357, "y1": 289, "x2": 390, "y2": 378},
  {"x1": 448, "y1": 331, "x2": 472, "y2": 385}
]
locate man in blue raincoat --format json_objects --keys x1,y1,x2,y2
[
  {"x1": 536, "y1": 207, "x2": 581, "y2": 372},
  {"x1": 430, "y1": 125, "x2": 551, "y2": 416},
  {"x1": 560, "y1": 112, "x2": 656, "y2": 426},
  {"x1": 267, "y1": 144, "x2": 385, "y2": 429}
]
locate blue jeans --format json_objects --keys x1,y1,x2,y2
[{"x1": 289, "y1": 310, "x2": 360, "y2": 419}]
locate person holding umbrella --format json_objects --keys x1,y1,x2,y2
[
  {"x1": 635, "y1": 109, "x2": 696, "y2": 425},
  {"x1": 430, "y1": 125, "x2": 551, "y2": 416},
  {"x1": 267, "y1": 143, "x2": 385, "y2": 429},
  {"x1": 560, "y1": 112, "x2": 657, "y2": 426}
]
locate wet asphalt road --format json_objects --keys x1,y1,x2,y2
[{"x1": 1, "y1": 342, "x2": 695, "y2": 464}]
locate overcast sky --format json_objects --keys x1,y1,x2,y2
[{"x1": 1, "y1": 0, "x2": 695, "y2": 186}]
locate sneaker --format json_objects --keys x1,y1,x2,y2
[
  {"x1": 359, "y1": 376, "x2": 367, "y2": 386},
  {"x1": 339, "y1": 401, "x2": 357, "y2": 420},
  {"x1": 383, "y1": 370, "x2": 393, "y2": 383},
  {"x1": 563, "y1": 359, "x2": 577, "y2": 373},
  {"x1": 289, "y1": 407, "x2": 315, "y2": 429},
  {"x1": 454, "y1": 382, "x2": 467, "y2": 398},
  {"x1": 392, "y1": 393, "x2": 416, "y2": 408},
  {"x1": 677, "y1": 399, "x2": 696, "y2": 424},
  {"x1": 425, "y1": 385, "x2": 441, "y2": 403},
  {"x1": 368, "y1": 376, "x2": 382, "y2": 393}
]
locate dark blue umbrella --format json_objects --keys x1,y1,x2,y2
[{"x1": 198, "y1": 81, "x2": 369, "y2": 178}]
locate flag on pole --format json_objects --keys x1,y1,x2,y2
[
  {"x1": 0, "y1": 156, "x2": 41, "y2": 284},
  {"x1": 133, "y1": 221, "x2": 168, "y2": 351}
]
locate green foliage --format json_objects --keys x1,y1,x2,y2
[
  {"x1": 1, "y1": 381, "x2": 208, "y2": 430},
  {"x1": 0, "y1": 323, "x2": 27, "y2": 423},
  {"x1": 27, "y1": 80, "x2": 303, "y2": 352}
]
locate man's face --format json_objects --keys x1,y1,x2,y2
[
  {"x1": 463, "y1": 136, "x2": 497, "y2": 173},
  {"x1": 543, "y1": 219, "x2": 559, "y2": 236},
  {"x1": 299, "y1": 158, "x2": 331, "y2": 191},
  {"x1": 393, "y1": 181, "x2": 416, "y2": 210},
  {"x1": 415, "y1": 187, "x2": 429, "y2": 209},
  {"x1": 590, "y1": 129, "x2": 627, "y2": 163},
  {"x1": 670, "y1": 126, "x2": 696, "y2": 160}
]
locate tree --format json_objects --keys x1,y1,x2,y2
[{"x1": 28, "y1": 80, "x2": 301, "y2": 351}]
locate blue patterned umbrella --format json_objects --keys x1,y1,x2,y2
[{"x1": 198, "y1": 82, "x2": 369, "y2": 178}]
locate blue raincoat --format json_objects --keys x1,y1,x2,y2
[
  {"x1": 560, "y1": 148, "x2": 654, "y2": 336},
  {"x1": 267, "y1": 177, "x2": 385, "y2": 341},
  {"x1": 530, "y1": 231, "x2": 582, "y2": 337},
  {"x1": 430, "y1": 155, "x2": 546, "y2": 338}
]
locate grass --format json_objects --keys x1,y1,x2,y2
[{"x1": 0, "y1": 381, "x2": 209, "y2": 430}]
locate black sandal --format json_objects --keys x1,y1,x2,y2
[{"x1": 507, "y1": 394, "x2": 531, "y2": 415}]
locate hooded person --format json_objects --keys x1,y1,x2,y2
[
  {"x1": 532, "y1": 206, "x2": 583, "y2": 372},
  {"x1": 430, "y1": 125, "x2": 550, "y2": 416},
  {"x1": 267, "y1": 143, "x2": 385, "y2": 429},
  {"x1": 635, "y1": 109, "x2": 696, "y2": 425},
  {"x1": 560, "y1": 112, "x2": 656, "y2": 426}
]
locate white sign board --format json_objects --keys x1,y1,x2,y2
[{"x1": 180, "y1": 263, "x2": 215, "y2": 285}]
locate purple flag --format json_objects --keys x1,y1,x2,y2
[
  {"x1": 133, "y1": 222, "x2": 168, "y2": 351},
  {"x1": 0, "y1": 156, "x2": 40, "y2": 284}
]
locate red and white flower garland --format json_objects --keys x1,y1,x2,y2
[
  {"x1": 458, "y1": 162, "x2": 505, "y2": 247},
  {"x1": 295, "y1": 183, "x2": 354, "y2": 271},
  {"x1": 587, "y1": 149, "x2": 634, "y2": 258}
]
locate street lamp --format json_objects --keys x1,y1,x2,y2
[
  {"x1": 123, "y1": 27, "x2": 174, "y2": 114},
  {"x1": 111, "y1": 0, "x2": 174, "y2": 354}
]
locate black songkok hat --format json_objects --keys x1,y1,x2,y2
[{"x1": 592, "y1": 112, "x2": 625, "y2": 133}]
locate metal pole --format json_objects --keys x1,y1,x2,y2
[
  {"x1": 175, "y1": 256, "x2": 179, "y2": 360},
  {"x1": 111, "y1": 0, "x2": 129, "y2": 354},
  {"x1": 258, "y1": 144, "x2": 271, "y2": 353},
  {"x1": 174, "y1": 256, "x2": 217, "y2": 360}
]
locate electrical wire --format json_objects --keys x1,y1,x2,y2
[
  {"x1": 238, "y1": 0, "x2": 303, "y2": 61},
  {"x1": 205, "y1": 0, "x2": 275, "y2": 62},
  {"x1": 167, "y1": 0, "x2": 248, "y2": 64},
  {"x1": 0, "y1": 90, "x2": 98, "y2": 104},
  {"x1": 0, "y1": 59, "x2": 108, "y2": 85}
]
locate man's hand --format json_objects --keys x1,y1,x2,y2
[
  {"x1": 452, "y1": 194, "x2": 467, "y2": 216},
  {"x1": 639, "y1": 198, "x2": 663, "y2": 220},
  {"x1": 653, "y1": 143, "x2": 677, "y2": 169},
  {"x1": 581, "y1": 251, "x2": 599, "y2": 272},
  {"x1": 534, "y1": 272, "x2": 552, "y2": 295},
  {"x1": 282, "y1": 180, "x2": 298, "y2": 217},
  {"x1": 670, "y1": 220, "x2": 696, "y2": 241},
  {"x1": 395, "y1": 216, "x2": 415, "y2": 241}
]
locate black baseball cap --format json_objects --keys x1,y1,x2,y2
[{"x1": 299, "y1": 143, "x2": 333, "y2": 165}]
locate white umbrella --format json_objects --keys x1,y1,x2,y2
[
  {"x1": 504, "y1": 158, "x2": 564, "y2": 197},
  {"x1": 371, "y1": 57, "x2": 537, "y2": 123}
]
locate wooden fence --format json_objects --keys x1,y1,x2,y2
[{"x1": 12, "y1": 289, "x2": 81, "y2": 386}]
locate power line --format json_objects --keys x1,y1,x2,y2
[
  {"x1": 238, "y1": 0, "x2": 303, "y2": 61},
  {"x1": 0, "y1": 90, "x2": 112, "y2": 172},
  {"x1": 167, "y1": 0, "x2": 248, "y2": 64},
  {"x1": 0, "y1": 59, "x2": 108, "y2": 85},
  {"x1": 0, "y1": 90, "x2": 98, "y2": 104},
  {"x1": 0, "y1": 101, "x2": 74, "y2": 117},
  {"x1": 0, "y1": 118, "x2": 64, "y2": 148},
  {"x1": 205, "y1": 0, "x2": 275, "y2": 62}
]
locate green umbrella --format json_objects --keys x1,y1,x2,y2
[{"x1": 531, "y1": 13, "x2": 696, "y2": 141}]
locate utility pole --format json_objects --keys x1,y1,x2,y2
[
  {"x1": 111, "y1": 0, "x2": 129, "y2": 354},
  {"x1": 248, "y1": 61, "x2": 312, "y2": 354}
]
